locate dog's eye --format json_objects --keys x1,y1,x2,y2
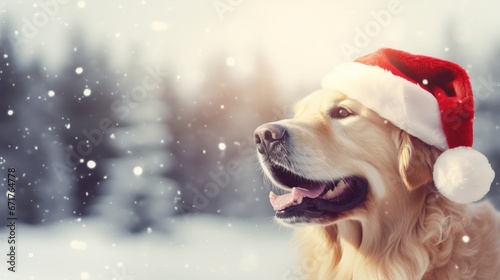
[{"x1": 329, "y1": 106, "x2": 352, "y2": 119}]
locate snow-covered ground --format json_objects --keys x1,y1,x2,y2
[{"x1": 2, "y1": 216, "x2": 294, "y2": 280}]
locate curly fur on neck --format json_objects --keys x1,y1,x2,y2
[{"x1": 291, "y1": 179, "x2": 500, "y2": 280}]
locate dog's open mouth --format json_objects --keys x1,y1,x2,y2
[{"x1": 268, "y1": 164, "x2": 368, "y2": 219}]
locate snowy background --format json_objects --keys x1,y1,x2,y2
[{"x1": 1, "y1": 0, "x2": 500, "y2": 279}]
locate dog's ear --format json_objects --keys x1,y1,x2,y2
[{"x1": 397, "y1": 131, "x2": 441, "y2": 191}]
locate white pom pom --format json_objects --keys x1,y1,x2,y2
[{"x1": 433, "y1": 147, "x2": 495, "y2": 204}]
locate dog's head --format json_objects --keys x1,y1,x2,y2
[{"x1": 255, "y1": 89, "x2": 441, "y2": 226}]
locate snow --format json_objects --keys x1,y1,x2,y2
[
  {"x1": 87, "y1": 160, "x2": 96, "y2": 169},
  {"x1": 83, "y1": 88, "x2": 92, "y2": 97},
  {"x1": 77, "y1": 1, "x2": 87, "y2": 9},
  {"x1": 1, "y1": 1, "x2": 499, "y2": 278},
  {"x1": 462, "y1": 235, "x2": 470, "y2": 243},
  {"x1": 1, "y1": 216, "x2": 293, "y2": 280},
  {"x1": 150, "y1": 21, "x2": 170, "y2": 32},
  {"x1": 133, "y1": 166, "x2": 143, "y2": 176}
]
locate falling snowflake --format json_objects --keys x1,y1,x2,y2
[
  {"x1": 75, "y1": 67, "x2": 83, "y2": 74},
  {"x1": 80, "y1": 271, "x2": 90, "y2": 279},
  {"x1": 218, "y1": 143, "x2": 226, "y2": 150},
  {"x1": 77, "y1": 1, "x2": 86, "y2": 8},
  {"x1": 133, "y1": 166, "x2": 143, "y2": 176},
  {"x1": 150, "y1": 21, "x2": 170, "y2": 31},
  {"x1": 83, "y1": 88, "x2": 91, "y2": 97},
  {"x1": 462, "y1": 235, "x2": 470, "y2": 243},
  {"x1": 87, "y1": 160, "x2": 96, "y2": 169}
]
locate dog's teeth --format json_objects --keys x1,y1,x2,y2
[
  {"x1": 322, "y1": 190, "x2": 336, "y2": 200},
  {"x1": 336, "y1": 180, "x2": 347, "y2": 189},
  {"x1": 295, "y1": 196, "x2": 303, "y2": 205}
]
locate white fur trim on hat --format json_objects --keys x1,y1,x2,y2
[{"x1": 322, "y1": 62, "x2": 449, "y2": 150}]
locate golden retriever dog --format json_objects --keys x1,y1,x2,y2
[{"x1": 254, "y1": 88, "x2": 500, "y2": 279}]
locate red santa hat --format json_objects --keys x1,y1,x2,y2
[{"x1": 322, "y1": 48, "x2": 495, "y2": 204}]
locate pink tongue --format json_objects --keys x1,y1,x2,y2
[{"x1": 269, "y1": 184, "x2": 325, "y2": 211}]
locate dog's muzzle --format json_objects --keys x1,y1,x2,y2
[{"x1": 253, "y1": 123, "x2": 287, "y2": 156}]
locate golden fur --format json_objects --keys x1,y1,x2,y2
[{"x1": 262, "y1": 90, "x2": 500, "y2": 279}]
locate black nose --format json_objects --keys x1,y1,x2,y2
[{"x1": 254, "y1": 123, "x2": 287, "y2": 154}]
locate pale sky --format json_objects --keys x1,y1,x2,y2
[{"x1": 4, "y1": 0, "x2": 500, "y2": 92}]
